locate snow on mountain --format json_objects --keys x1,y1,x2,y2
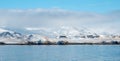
[
  {"x1": 0, "y1": 26, "x2": 120, "y2": 44},
  {"x1": 25, "y1": 26, "x2": 107, "y2": 39},
  {"x1": 0, "y1": 28, "x2": 49, "y2": 43},
  {"x1": 55, "y1": 26, "x2": 80, "y2": 36},
  {"x1": 0, "y1": 28, "x2": 22, "y2": 38},
  {"x1": 0, "y1": 28, "x2": 26, "y2": 44},
  {"x1": 53, "y1": 26, "x2": 100, "y2": 39},
  {"x1": 26, "y1": 34, "x2": 47, "y2": 42}
]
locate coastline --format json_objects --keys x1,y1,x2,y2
[{"x1": 0, "y1": 43, "x2": 120, "y2": 45}]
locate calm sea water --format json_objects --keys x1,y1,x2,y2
[{"x1": 0, "y1": 45, "x2": 120, "y2": 61}]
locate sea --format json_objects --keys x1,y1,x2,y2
[{"x1": 0, "y1": 45, "x2": 120, "y2": 61}]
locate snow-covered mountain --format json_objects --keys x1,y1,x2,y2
[
  {"x1": 25, "y1": 26, "x2": 100, "y2": 38},
  {"x1": 0, "y1": 26, "x2": 120, "y2": 44},
  {"x1": 0, "y1": 28, "x2": 22, "y2": 38},
  {"x1": 57, "y1": 26, "x2": 95, "y2": 35},
  {"x1": 0, "y1": 28, "x2": 47, "y2": 43}
]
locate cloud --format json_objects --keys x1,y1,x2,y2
[{"x1": 0, "y1": 8, "x2": 120, "y2": 33}]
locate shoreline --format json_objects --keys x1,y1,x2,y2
[{"x1": 0, "y1": 43, "x2": 120, "y2": 45}]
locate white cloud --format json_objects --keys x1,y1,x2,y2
[
  {"x1": 26, "y1": 27, "x2": 51, "y2": 31},
  {"x1": 0, "y1": 8, "x2": 120, "y2": 33}
]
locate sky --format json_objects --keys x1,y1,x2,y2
[
  {"x1": 0, "y1": 0, "x2": 120, "y2": 13},
  {"x1": 0, "y1": 0, "x2": 120, "y2": 33}
]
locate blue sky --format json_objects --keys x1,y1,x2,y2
[{"x1": 0, "y1": 0, "x2": 120, "y2": 13}]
